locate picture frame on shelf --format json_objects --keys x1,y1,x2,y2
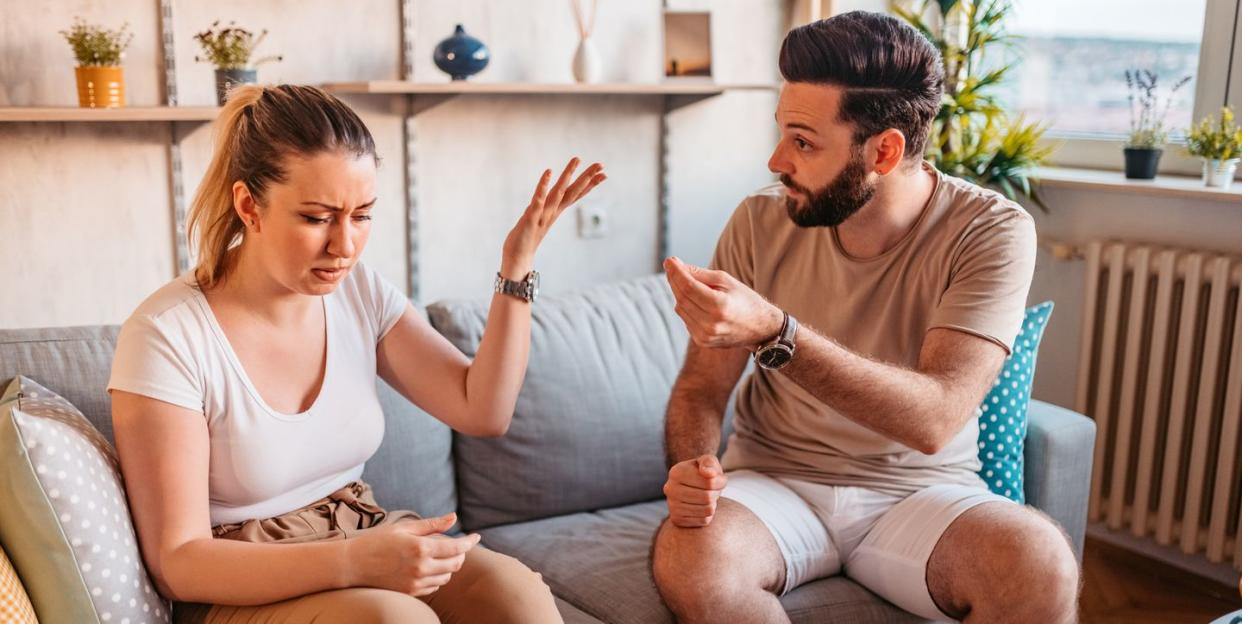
[{"x1": 662, "y1": 11, "x2": 711, "y2": 81}]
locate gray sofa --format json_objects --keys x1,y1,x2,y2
[{"x1": 0, "y1": 274, "x2": 1096, "y2": 623}]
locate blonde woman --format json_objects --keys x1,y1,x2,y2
[{"x1": 107, "y1": 84, "x2": 605, "y2": 623}]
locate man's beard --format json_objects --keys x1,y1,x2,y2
[{"x1": 781, "y1": 149, "x2": 875, "y2": 228}]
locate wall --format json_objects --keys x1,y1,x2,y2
[{"x1": 0, "y1": 0, "x2": 784, "y2": 328}]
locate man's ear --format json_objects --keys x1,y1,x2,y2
[{"x1": 870, "y1": 128, "x2": 909, "y2": 176}]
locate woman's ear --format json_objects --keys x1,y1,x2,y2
[{"x1": 232, "y1": 181, "x2": 261, "y2": 232}]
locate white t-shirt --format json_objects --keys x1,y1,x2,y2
[{"x1": 107, "y1": 262, "x2": 408, "y2": 526}]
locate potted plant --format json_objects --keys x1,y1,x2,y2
[
  {"x1": 1185, "y1": 106, "x2": 1242, "y2": 189},
  {"x1": 59, "y1": 18, "x2": 133, "y2": 108},
  {"x1": 1123, "y1": 69, "x2": 1192, "y2": 179},
  {"x1": 892, "y1": 0, "x2": 1055, "y2": 211},
  {"x1": 194, "y1": 21, "x2": 282, "y2": 105}
]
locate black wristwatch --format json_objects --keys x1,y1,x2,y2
[
  {"x1": 754, "y1": 312, "x2": 797, "y2": 370},
  {"x1": 494, "y1": 271, "x2": 540, "y2": 303}
]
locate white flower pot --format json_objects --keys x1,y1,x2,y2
[
  {"x1": 1202, "y1": 158, "x2": 1240, "y2": 189},
  {"x1": 572, "y1": 36, "x2": 602, "y2": 83}
]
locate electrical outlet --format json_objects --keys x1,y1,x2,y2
[{"x1": 577, "y1": 202, "x2": 608, "y2": 239}]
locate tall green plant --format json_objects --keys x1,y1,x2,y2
[{"x1": 891, "y1": 0, "x2": 1055, "y2": 211}]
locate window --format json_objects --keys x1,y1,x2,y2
[
  {"x1": 994, "y1": 0, "x2": 1209, "y2": 140},
  {"x1": 963, "y1": 0, "x2": 1242, "y2": 172}
]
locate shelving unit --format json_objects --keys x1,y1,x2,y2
[
  {"x1": 2, "y1": 0, "x2": 780, "y2": 302},
  {"x1": 323, "y1": 78, "x2": 776, "y2": 297},
  {"x1": 0, "y1": 106, "x2": 219, "y2": 122},
  {"x1": 322, "y1": 81, "x2": 767, "y2": 96}
]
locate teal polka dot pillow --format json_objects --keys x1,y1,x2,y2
[{"x1": 977, "y1": 302, "x2": 1054, "y2": 504}]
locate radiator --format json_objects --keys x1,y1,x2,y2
[{"x1": 1077, "y1": 241, "x2": 1242, "y2": 572}]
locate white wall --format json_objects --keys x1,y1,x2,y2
[{"x1": 0, "y1": 0, "x2": 783, "y2": 327}]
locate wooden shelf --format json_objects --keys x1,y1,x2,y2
[
  {"x1": 322, "y1": 81, "x2": 776, "y2": 96},
  {"x1": 0, "y1": 107, "x2": 219, "y2": 122}
]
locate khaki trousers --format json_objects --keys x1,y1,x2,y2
[{"x1": 174, "y1": 481, "x2": 562, "y2": 624}]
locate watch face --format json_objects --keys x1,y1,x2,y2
[{"x1": 756, "y1": 344, "x2": 793, "y2": 370}]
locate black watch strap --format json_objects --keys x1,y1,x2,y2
[{"x1": 779, "y1": 312, "x2": 798, "y2": 347}]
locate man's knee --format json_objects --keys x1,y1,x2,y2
[
  {"x1": 1019, "y1": 511, "x2": 1079, "y2": 618},
  {"x1": 991, "y1": 509, "x2": 1079, "y2": 620},
  {"x1": 652, "y1": 508, "x2": 769, "y2": 616},
  {"x1": 932, "y1": 503, "x2": 1079, "y2": 622}
]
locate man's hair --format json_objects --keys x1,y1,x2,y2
[{"x1": 778, "y1": 11, "x2": 944, "y2": 159}]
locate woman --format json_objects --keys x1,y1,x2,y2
[{"x1": 107, "y1": 84, "x2": 605, "y2": 623}]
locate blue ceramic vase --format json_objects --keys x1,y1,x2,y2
[{"x1": 433, "y1": 24, "x2": 489, "y2": 81}]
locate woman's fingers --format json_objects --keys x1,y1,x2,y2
[
  {"x1": 560, "y1": 164, "x2": 606, "y2": 209},
  {"x1": 560, "y1": 171, "x2": 607, "y2": 214},
  {"x1": 540, "y1": 158, "x2": 582, "y2": 223},
  {"x1": 526, "y1": 169, "x2": 553, "y2": 217}
]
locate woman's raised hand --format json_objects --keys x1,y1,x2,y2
[{"x1": 501, "y1": 157, "x2": 606, "y2": 277}]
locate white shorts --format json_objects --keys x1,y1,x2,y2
[{"x1": 720, "y1": 470, "x2": 1012, "y2": 621}]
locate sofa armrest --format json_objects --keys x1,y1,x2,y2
[{"x1": 1024, "y1": 399, "x2": 1096, "y2": 561}]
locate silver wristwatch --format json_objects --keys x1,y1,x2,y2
[
  {"x1": 494, "y1": 271, "x2": 540, "y2": 303},
  {"x1": 754, "y1": 312, "x2": 797, "y2": 370}
]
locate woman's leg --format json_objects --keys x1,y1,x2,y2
[
  {"x1": 176, "y1": 587, "x2": 439, "y2": 624},
  {"x1": 421, "y1": 547, "x2": 562, "y2": 624}
]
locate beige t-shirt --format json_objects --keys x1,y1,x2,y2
[{"x1": 712, "y1": 165, "x2": 1037, "y2": 494}]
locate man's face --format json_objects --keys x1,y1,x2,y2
[{"x1": 768, "y1": 83, "x2": 876, "y2": 228}]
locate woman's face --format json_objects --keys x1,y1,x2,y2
[{"x1": 238, "y1": 150, "x2": 377, "y2": 296}]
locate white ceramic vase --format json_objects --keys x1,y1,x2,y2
[
  {"x1": 1203, "y1": 157, "x2": 1240, "y2": 189},
  {"x1": 573, "y1": 36, "x2": 602, "y2": 83}
]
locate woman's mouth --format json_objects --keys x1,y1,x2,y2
[{"x1": 312, "y1": 267, "x2": 347, "y2": 281}]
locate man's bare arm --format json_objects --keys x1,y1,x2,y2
[
  {"x1": 664, "y1": 342, "x2": 749, "y2": 466},
  {"x1": 778, "y1": 325, "x2": 1006, "y2": 454}
]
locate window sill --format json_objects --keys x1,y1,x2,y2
[{"x1": 1035, "y1": 166, "x2": 1242, "y2": 204}]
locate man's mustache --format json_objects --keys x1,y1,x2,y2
[{"x1": 779, "y1": 174, "x2": 810, "y2": 196}]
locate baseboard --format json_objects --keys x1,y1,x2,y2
[{"x1": 1087, "y1": 522, "x2": 1241, "y2": 591}]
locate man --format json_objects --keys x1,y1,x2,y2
[{"x1": 652, "y1": 11, "x2": 1078, "y2": 624}]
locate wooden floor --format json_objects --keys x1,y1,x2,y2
[{"x1": 1080, "y1": 538, "x2": 1242, "y2": 623}]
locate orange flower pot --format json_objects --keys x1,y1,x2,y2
[{"x1": 74, "y1": 66, "x2": 125, "y2": 108}]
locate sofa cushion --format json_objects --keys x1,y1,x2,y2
[
  {"x1": 0, "y1": 326, "x2": 120, "y2": 444},
  {"x1": 362, "y1": 379, "x2": 457, "y2": 519},
  {"x1": 0, "y1": 325, "x2": 458, "y2": 525},
  {"x1": 429, "y1": 275, "x2": 701, "y2": 530},
  {"x1": 479, "y1": 499, "x2": 927, "y2": 624},
  {"x1": 0, "y1": 375, "x2": 170, "y2": 623},
  {"x1": 977, "y1": 301, "x2": 1054, "y2": 504},
  {"x1": 0, "y1": 544, "x2": 37, "y2": 624}
]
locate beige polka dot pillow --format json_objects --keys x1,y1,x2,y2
[
  {"x1": 0, "y1": 543, "x2": 37, "y2": 624},
  {"x1": 0, "y1": 376, "x2": 169, "y2": 623}
]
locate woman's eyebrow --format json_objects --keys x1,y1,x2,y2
[{"x1": 299, "y1": 199, "x2": 378, "y2": 211}]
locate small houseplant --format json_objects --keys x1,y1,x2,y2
[
  {"x1": 1123, "y1": 69, "x2": 1192, "y2": 179},
  {"x1": 1185, "y1": 106, "x2": 1242, "y2": 189},
  {"x1": 194, "y1": 21, "x2": 282, "y2": 105},
  {"x1": 59, "y1": 18, "x2": 133, "y2": 108}
]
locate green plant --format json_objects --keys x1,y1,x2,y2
[
  {"x1": 59, "y1": 17, "x2": 132, "y2": 66},
  {"x1": 891, "y1": 0, "x2": 1055, "y2": 211},
  {"x1": 194, "y1": 21, "x2": 282, "y2": 70},
  {"x1": 1124, "y1": 69, "x2": 1192, "y2": 149},
  {"x1": 1184, "y1": 107, "x2": 1242, "y2": 161}
]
